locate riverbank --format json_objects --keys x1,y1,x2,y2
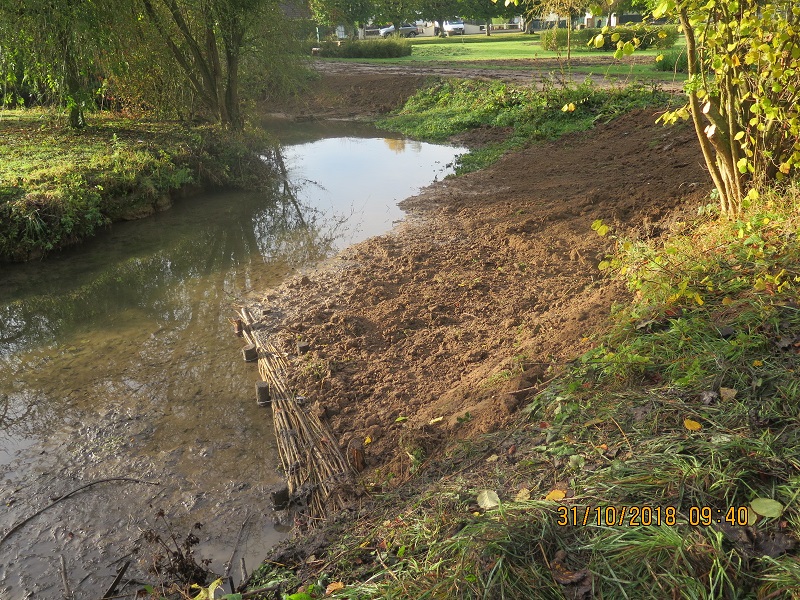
[
  {"x1": 248, "y1": 68, "x2": 800, "y2": 597},
  {"x1": 0, "y1": 111, "x2": 275, "y2": 261},
  {"x1": 244, "y1": 67, "x2": 800, "y2": 598}
]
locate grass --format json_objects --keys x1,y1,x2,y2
[
  {"x1": 247, "y1": 187, "x2": 800, "y2": 599},
  {"x1": 0, "y1": 109, "x2": 275, "y2": 261},
  {"x1": 377, "y1": 78, "x2": 675, "y2": 173},
  {"x1": 325, "y1": 32, "x2": 682, "y2": 67}
]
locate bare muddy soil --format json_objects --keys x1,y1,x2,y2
[{"x1": 252, "y1": 71, "x2": 709, "y2": 511}]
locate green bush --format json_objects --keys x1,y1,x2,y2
[
  {"x1": 542, "y1": 24, "x2": 679, "y2": 52},
  {"x1": 654, "y1": 48, "x2": 689, "y2": 72},
  {"x1": 313, "y1": 39, "x2": 411, "y2": 58}
]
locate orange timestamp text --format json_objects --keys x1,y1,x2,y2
[{"x1": 556, "y1": 505, "x2": 749, "y2": 527}]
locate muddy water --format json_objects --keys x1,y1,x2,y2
[{"x1": 0, "y1": 124, "x2": 463, "y2": 599}]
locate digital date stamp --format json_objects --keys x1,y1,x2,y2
[{"x1": 556, "y1": 505, "x2": 749, "y2": 527}]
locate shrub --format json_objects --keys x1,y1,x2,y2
[
  {"x1": 542, "y1": 25, "x2": 678, "y2": 52},
  {"x1": 654, "y1": 49, "x2": 689, "y2": 72},
  {"x1": 313, "y1": 39, "x2": 411, "y2": 58},
  {"x1": 589, "y1": 24, "x2": 680, "y2": 51}
]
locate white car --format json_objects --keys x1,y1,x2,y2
[
  {"x1": 378, "y1": 23, "x2": 419, "y2": 37},
  {"x1": 443, "y1": 20, "x2": 465, "y2": 35}
]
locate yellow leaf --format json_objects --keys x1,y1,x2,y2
[
  {"x1": 684, "y1": 418, "x2": 703, "y2": 431},
  {"x1": 364, "y1": 436, "x2": 372, "y2": 445},
  {"x1": 719, "y1": 387, "x2": 737, "y2": 401},
  {"x1": 753, "y1": 359, "x2": 763, "y2": 367},
  {"x1": 429, "y1": 416, "x2": 444, "y2": 425},
  {"x1": 515, "y1": 488, "x2": 531, "y2": 502},
  {"x1": 545, "y1": 489, "x2": 567, "y2": 501},
  {"x1": 722, "y1": 297, "x2": 733, "y2": 306},
  {"x1": 326, "y1": 581, "x2": 345, "y2": 594}
]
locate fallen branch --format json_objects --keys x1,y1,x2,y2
[
  {"x1": 60, "y1": 554, "x2": 72, "y2": 599},
  {"x1": 100, "y1": 560, "x2": 131, "y2": 600},
  {"x1": 0, "y1": 477, "x2": 160, "y2": 548},
  {"x1": 224, "y1": 510, "x2": 250, "y2": 579},
  {"x1": 242, "y1": 583, "x2": 282, "y2": 598}
]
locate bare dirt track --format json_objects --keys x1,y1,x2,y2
[
  {"x1": 255, "y1": 67, "x2": 710, "y2": 491},
  {"x1": 265, "y1": 58, "x2": 683, "y2": 120}
]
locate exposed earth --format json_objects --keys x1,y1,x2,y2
[{"x1": 255, "y1": 64, "x2": 710, "y2": 518}]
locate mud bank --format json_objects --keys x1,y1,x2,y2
[{"x1": 249, "y1": 75, "x2": 709, "y2": 527}]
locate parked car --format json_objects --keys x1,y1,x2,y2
[
  {"x1": 443, "y1": 20, "x2": 465, "y2": 35},
  {"x1": 378, "y1": 23, "x2": 419, "y2": 37}
]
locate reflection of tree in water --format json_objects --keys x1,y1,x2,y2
[
  {"x1": 0, "y1": 389, "x2": 49, "y2": 444},
  {"x1": 253, "y1": 147, "x2": 343, "y2": 267},
  {"x1": 0, "y1": 146, "x2": 340, "y2": 441}
]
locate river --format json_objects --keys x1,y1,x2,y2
[{"x1": 0, "y1": 121, "x2": 463, "y2": 598}]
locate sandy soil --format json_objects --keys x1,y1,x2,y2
[{"x1": 254, "y1": 67, "x2": 710, "y2": 493}]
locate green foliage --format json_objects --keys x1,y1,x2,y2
[
  {"x1": 312, "y1": 38, "x2": 412, "y2": 58},
  {"x1": 542, "y1": 25, "x2": 679, "y2": 52},
  {"x1": 651, "y1": 0, "x2": 800, "y2": 214},
  {"x1": 0, "y1": 111, "x2": 276, "y2": 261},
  {"x1": 654, "y1": 48, "x2": 689, "y2": 73},
  {"x1": 380, "y1": 78, "x2": 673, "y2": 173},
  {"x1": 593, "y1": 184, "x2": 800, "y2": 389}
]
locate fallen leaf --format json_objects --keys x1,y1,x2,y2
[
  {"x1": 395, "y1": 416, "x2": 408, "y2": 423},
  {"x1": 684, "y1": 418, "x2": 703, "y2": 431},
  {"x1": 545, "y1": 489, "x2": 567, "y2": 501},
  {"x1": 719, "y1": 387, "x2": 737, "y2": 401},
  {"x1": 700, "y1": 390, "x2": 719, "y2": 405},
  {"x1": 326, "y1": 581, "x2": 345, "y2": 595},
  {"x1": 428, "y1": 416, "x2": 444, "y2": 425},
  {"x1": 751, "y1": 498, "x2": 784, "y2": 518},
  {"x1": 753, "y1": 359, "x2": 764, "y2": 367},
  {"x1": 364, "y1": 436, "x2": 372, "y2": 445},
  {"x1": 477, "y1": 490, "x2": 501, "y2": 510},
  {"x1": 515, "y1": 488, "x2": 531, "y2": 502},
  {"x1": 486, "y1": 454, "x2": 500, "y2": 463}
]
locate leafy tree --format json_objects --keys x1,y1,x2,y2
[
  {"x1": 459, "y1": 0, "x2": 519, "y2": 35},
  {"x1": 373, "y1": 0, "x2": 421, "y2": 35},
  {"x1": 139, "y1": 0, "x2": 270, "y2": 130},
  {"x1": 418, "y1": 0, "x2": 460, "y2": 37},
  {"x1": 0, "y1": 0, "x2": 117, "y2": 127},
  {"x1": 646, "y1": 0, "x2": 800, "y2": 213},
  {"x1": 310, "y1": 0, "x2": 375, "y2": 31},
  {"x1": 535, "y1": 0, "x2": 587, "y2": 60}
]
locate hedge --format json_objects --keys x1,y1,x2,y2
[
  {"x1": 311, "y1": 38, "x2": 412, "y2": 58},
  {"x1": 541, "y1": 24, "x2": 679, "y2": 52}
]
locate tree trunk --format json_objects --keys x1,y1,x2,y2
[
  {"x1": 679, "y1": 7, "x2": 740, "y2": 214},
  {"x1": 485, "y1": 20, "x2": 491, "y2": 36}
]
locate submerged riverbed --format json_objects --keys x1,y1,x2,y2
[{"x1": 0, "y1": 122, "x2": 464, "y2": 598}]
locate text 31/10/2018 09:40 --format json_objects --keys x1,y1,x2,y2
[{"x1": 556, "y1": 505, "x2": 750, "y2": 527}]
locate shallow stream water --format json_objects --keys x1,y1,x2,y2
[{"x1": 0, "y1": 120, "x2": 463, "y2": 598}]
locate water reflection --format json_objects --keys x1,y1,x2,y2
[{"x1": 0, "y1": 131, "x2": 465, "y2": 597}]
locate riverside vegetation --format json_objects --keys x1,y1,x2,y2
[
  {"x1": 0, "y1": 112, "x2": 275, "y2": 261},
  {"x1": 237, "y1": 77, "x2": 800, "y2": 599}
]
